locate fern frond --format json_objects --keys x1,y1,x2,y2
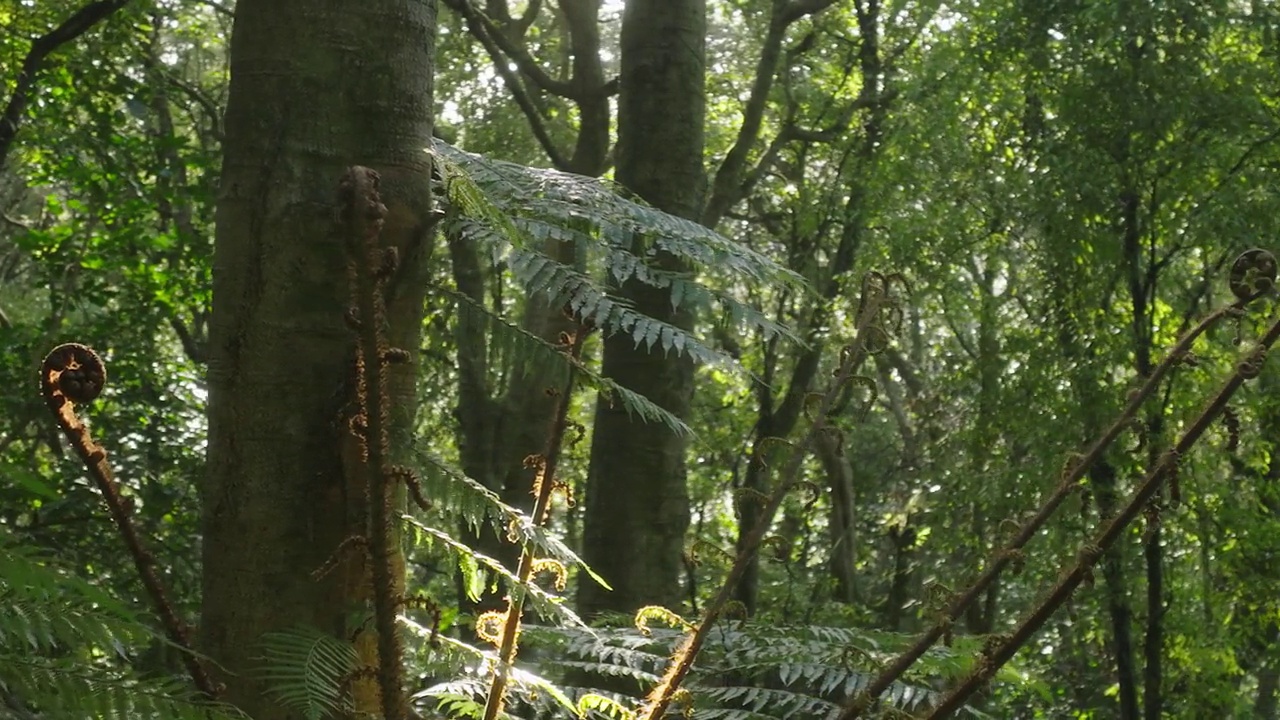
[
  {"x1": 0, "y1": 535, "x2": 242, "y2": 719},
  {"x1": 409, "y1": 445, "x2": 611, "y2": 592},
  {"x1": 434, "y1": 140, "x2": 805, "y2": 356},
  {"x1": 448, "y1": 290, "x2": 693, "y2": 436},
  {"x1": 407, "y1": 631, "x2": 579, "y2": 719},
  {"x1": 0, "y1": 655, "x2": 244, "y2": 720},
  {"x1": 518, "y1": 622, "x2": 998, "y2": 719},
  {"x1": 256, "y1": 626, "x2": 359, "y2": 720},
  {"x1": 405, "y1": 520, "x2": 587, "y2": 628}
]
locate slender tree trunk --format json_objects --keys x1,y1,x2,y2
[
  {"x1": 199, "y1": 1, "x2": 436, "y2": 716},
  {"x1": 1091, "y1": 460, "x2": 1142, "y2": 720},
  {"x1": 817, "y1": 431, "x2": 857, "y2": 605},
  {"x1": 445, "y1": 0, "x2": 611, "y2": 614},
  {"x1": 577, "y1": 0, "x2": 705, "y2": 617}
]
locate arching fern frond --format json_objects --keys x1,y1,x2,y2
[
  {"x1": 405, "y1": 520, "x2": 588, "y2": 628},
  {"x1": 401, "y1": 626, "x2": 580, "y2": 719},
  {"x1": 409, "y1": 442, "x2": 610, "y2": 592},
  {"x1": 450, "y1": 290, "x2": 693, "y2": 436},
  {"x1": 434, "y1": 140, "x2": 805, "y2": 359},
  {"x1": 513, "y1": 622, "x2": 1007, "y2": 719}
]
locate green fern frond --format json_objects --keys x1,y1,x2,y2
[
  {"x1": 407, "y1": 632, "x2": 578, "y2": 719},
  {"x1": 448, "y1": 290, "x2": 693, "y2": 436},
  {"x1": 256, "y1": 626, "x2": 359, "y2": 720},
  {"x1": 434, "y1": 141, "x2": 803, "y2": 290},
  {"x1": 405, "y1": 520, "x2": 587, "y2": 628},
  {"x1": 517, "y1": 623, "x2": 1001, "y2": 719},
  {"x1": 0, "y1": 655, "x2": 244, "y2": 720},
  {"x1": 434, "y1": 140, "x2": 805, "y2": 355},
  {"x1": 409, "y1": 445, "x2": 611, "y2": 592},
  {"x1": 0, "y1": 533, "x2": 242, "y2": 720}
]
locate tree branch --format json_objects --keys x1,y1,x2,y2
[
  {"x1": 442, "y1": 0, "x2": 570, "y2": 169},
  {"x1": 0, "y1": 0, "x2": 130, "y2": 170},
  {"x1": 162, "y1": 71, "x2": 224, "y2": 142},
  {"x1": 449, "y1": 0, "x2": 580, "y2": 99},
  {"x1": 701, "y1": 0, "x2": 839, "y2": 227},
  {"x1": 191, "y1": 0, "x2": 234, "y2": 18}
]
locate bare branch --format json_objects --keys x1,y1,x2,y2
[
  {"x1": 191, "y1": 0, "x2": 234, "y2": 18},
  {"x1": 0, "y1": 0, "x2": 131, "y2": 170},
  {"x1": 449, "y1": 0, "x2": 579, "y2": 98},
  {"x1": 701, "y1": 0, "x2": 839, "y2": 227},
  {"x1": 512, "y1": 0, "x2": 542, "y2": 36},
  {"x1": 1, "y1": 210, "x2": 32, "y2": 231},
  {"x1": 780, "y1": 0, "x2": 840, "y2": 24},
  {"x1": 442, "y1": 0, "x2": 570, "y2": 169},
  {"x1": 162, "y1": 71, "x2": 224, "y2": 141}
]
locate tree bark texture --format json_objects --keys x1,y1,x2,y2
[
  {"x1": 577, "y1": 0, "x2": 705, "y2": 617},
  {"x1": 199, "y1": 0, "x2": 436, "y2": 717}
]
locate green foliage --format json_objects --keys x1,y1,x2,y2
[
  {"x1": 0, "y1": 531, "x2": 243, "y2": 720},
  {"x1": 407, "y1": 621, "x2": 1017, "y2": 719},
  {"x1": 8, "y1": 0, "x2": 1280, "y2": 718},
  {"x1": 435, "y1": 139, "x2": 804, "y2": 380}
]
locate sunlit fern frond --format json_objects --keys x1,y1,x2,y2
[
  {"x1": 409, "y1": 442, "x2": 609, "y2": 591},
  {"x1": 449, "y1": 289, "x2": 693, "y2": 436},
  {"x1": 433, "y1": 140, "x2": 804, "y2": 361},
  {"x1": 404, "y1": 519, "x2": 589, "y2": 629},
  {"x1": 404, "y1": 630, "x2": 578, "y2": 719},
  {"x1": 514, "y1": 622, "x2": 1014, "y2": 720},
  {"x1": 256, "y1": 626, "x2": 359, "y2": 720},
  {"x1": 434, "y1": 140, "x2": 806, "y2": 296}
]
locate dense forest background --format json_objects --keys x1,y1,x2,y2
[{"x1": 4, "y1": 0, "x2": 1280, "y2": 718}]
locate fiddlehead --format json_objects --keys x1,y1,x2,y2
[{"x1": 40, "y1": 343, "x2": 219, "y2": 698}]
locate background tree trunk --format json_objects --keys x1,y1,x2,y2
[
  {"x1": 199, "y1": 0, "x2": 436, "y2": 716},
  {"x1": 577, "y1": 0, "x2": 705, "y2": 617}
]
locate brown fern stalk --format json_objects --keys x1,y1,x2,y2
[
  {"x1": 836, "y1": 249, "x2": 1276, "y2": 718},
  {"x1": 923, "y1": 310, "x2": 1280, "y2": 719},
  {"x1": 836, "y1": 300, "x2": 1242, "y2": 717},
  {"x1": 482, "y1": 324, "x2": 589, "y2": 720},
  {"x1": 340, "y1": 166, "x2": 407, "y2": 720},
  {"x1": 39, "y1": 343, "x2": 219, "y2": 699},
  {"x1": 637, "y1": 274, "x2": 896, "y2": 720}
]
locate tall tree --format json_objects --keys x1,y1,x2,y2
[
  {"x1": 576, "y1": 0, "x2": 706, "y2": 616},
  {"x1": 198, "y1": 0, "x2": 436, "y2": 717}
]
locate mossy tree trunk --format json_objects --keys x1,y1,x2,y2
[
  {"x1": 577, "y1": 0, "x2": 705, "y2": 617},
  {"x1": 199, "y1": 0, "x2": 436, "y2": 717}
]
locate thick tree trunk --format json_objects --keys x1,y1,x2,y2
[
  {"x1": 577, "y1": 0, "x2": 705, "y2": 617},
  {"x1": 199, "y1": 1, "x2": 436, "y2": 717}
]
